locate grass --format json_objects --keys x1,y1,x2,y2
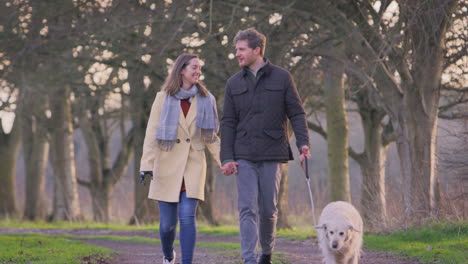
[
  {"x1": 198, "y1": 224, "x2": 240, "y2": 236},
  {"x1": 10, "y1": 233, "x2": 286, "y2": 263},
  {"x1": 198, "y1": 223, "x2": 317, "y2": 240},
  {"x1": 66, "y1": 234, "x2": 163, "y2": 246},
  {"x1": 1, "y1": 220, "x2": 466, "y2": 263},
  {"x1": 365, "y1": 222, "x2": 467, "y2": 264},
  {"x1": 0, "y1": 219, "x2": 157, "y2": 231},
  {"x1": 0, "y1": 220, "x2": 317, "y2": 241},
  {"x1": 277, "y1": 226, "x2": 316, "y2": 240},
  {"x1": 0, "y1": 233, "x2": 114, "y2": 264}
]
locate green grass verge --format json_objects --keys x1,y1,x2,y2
[
  {"x1": 0, "y1": 233, "x2": 115, "y2": 264},
  {"x1": 2, "y1": 220, "x2": 466, "y2": 263},
  {"x1": 365, "y1": 223, "x2": 467, "y2": 264},
  {"x1": 0, "y1": 220, "x2": 316, "y2": 241},
  {"x1": 198, "y1": 224, "x2": 239, "y2": 236},
  {"x1": 0, "y1": 219, "x2": 157, "y2": 231},
  {"x1": 66, "y1": 234, "x2": 163, "y2": 246},
  {"x1": 198, "y1": 224, "x2": 316, "y2": 240},
  {"x1": 277, "y1": 226, "x2": 316, "y2": 240}
]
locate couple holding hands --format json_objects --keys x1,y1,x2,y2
[{"x1": 139, "y1": 28, "x2": 310, "y2": 264}]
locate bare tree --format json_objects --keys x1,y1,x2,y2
[
  {"x1": 0, "y1": 89, "x2": 21, "y2": 218},
  {"x1": 42, "y1": 0, "x2": 85, "y2": 221},
  {"x1": 21, "y1": 86, "x2": 49, "y2": 220},
  {"x1": 439, "y1": 120, "x2": 468, "y2": 218},
  {"x1": 75, "y1": 87, "x2": 135, "y2": 222},
  {"x1": 0, "y1": 0, "x2": 85, "y2": 220},
  {"x1": 285, "y1": 0, "x2": 460, "y2": 220},
  {"x1": 349, "y1": 80, "x2": 393, "y2": 230},
  {"x1": 321, "y1": 43, "x2": 351, "y2": 202},
  {"x1": 50, "y1": 85, "x2": 81, "y2": 220},
  {"x1": 0, "y1": 1, "x2": 21, "y2": 216}
]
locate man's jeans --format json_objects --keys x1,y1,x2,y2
[
  {"x1": 158, "y1": 191, "x2": 198, "y2": 264},
  {"x1": 236, "y1": 159, "x2": 282, "y2": 264}
]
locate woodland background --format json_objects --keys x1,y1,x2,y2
[{"x1": 0, "y1": 0, "x2": 466, "y2": 231}]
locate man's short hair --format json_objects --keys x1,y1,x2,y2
[{"x1": 233, "y1": 28, "x2": 266, "y2": 56}]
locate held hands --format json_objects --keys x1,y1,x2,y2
[
  {"x1": 139, "y1": 171, "x2": 153, "y2": 185},
  {"x1": 221, "y1": 161, "x2": 238, "y2": 176},
  {"x1": 300, "y1": 145, "x2": 311, "y2": 168}
]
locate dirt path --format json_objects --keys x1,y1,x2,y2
[{"x1": 0, "y1": 229, "x2": 420, "y2": 264}]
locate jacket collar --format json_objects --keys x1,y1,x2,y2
[
  {"x1": 178, "y1": 95, "x2": 197, "y2": 135},
  {"x1": 242, "y1": 58, "x2": 273, "y2": 77}
]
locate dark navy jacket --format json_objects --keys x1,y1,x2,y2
[{"x1": 220, "y1": 60, "x2": 309, "y2": 162}]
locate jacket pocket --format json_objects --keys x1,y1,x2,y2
[
  {"x1": 265, "y1": 84, "x2": 283, "y2": 91},
  {"x1": 264, "y1": 129, "x2": 284, "y2": 139},
  {"x1": 231, "y1": 86, "x2": 248, "y2": 95}
]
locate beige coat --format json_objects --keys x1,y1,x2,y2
[{"x1": 140, "y1": 91, "x2": 221, "y2": 202}]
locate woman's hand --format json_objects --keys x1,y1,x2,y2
[
  {"x1": 221, "y1": 162, "x2": 238, "y2": 176},
  {"x1": 139, "y1": 171, "x2": 153, "y2": 185}
]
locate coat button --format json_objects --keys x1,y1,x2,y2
[
  {"x1": 186, "y1": 138, "x2": 190, "y2": 143},
  {"x1": 176, "y1": 139, "x2": 180, "y2": 143}
]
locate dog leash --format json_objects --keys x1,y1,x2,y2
[{"x1": 304, "y1": 158, "x2": 318, "y2": 226}]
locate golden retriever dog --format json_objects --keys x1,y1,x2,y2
[{"x1": 315, "y1": 201, "x2": 363, "y2": 264}]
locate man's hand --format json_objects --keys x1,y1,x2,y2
[
  {"x1": 139, "y1": 171, "x2": 153, "y2": 185},
  {"x1": 221, "y1": 161, "x2": 238, "y2": 176},
  {"x1": 300, "y1": 145, "x2": 311, "y2": 167}
]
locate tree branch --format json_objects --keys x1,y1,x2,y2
[
  {"x1": 439, "y1": 98, "x2": 468, "y2": 113},
  {"x1": 348, "y1": 146, "x2": 364, "y2": 164},
  {"x1": 77, "y1": 178, "x2": 91, "y2": 188},
  {"x1": 307, "y1": 120, "x2": 327, "y2": 140},
  {"x1": 438, "y1": 113, "x2": 468, "y2": 120},
  {"x1": 109, "y1": 126, "x2": 136, "y2": 186}
]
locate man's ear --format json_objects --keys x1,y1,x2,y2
[{"x1": 253, "y1": 46, "x2": 261, "y2": 55}]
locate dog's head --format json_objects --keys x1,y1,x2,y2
[{"x1": 315, "y1": 221, "x2": 361, "y2": 251}]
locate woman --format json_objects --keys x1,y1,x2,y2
[{"x1": 139, "y1": 54, "x2": 221, "y2": 264}]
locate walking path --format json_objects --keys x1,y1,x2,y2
[{"x1": 0, "y1": 228, "x2": 420, "y2": 264}]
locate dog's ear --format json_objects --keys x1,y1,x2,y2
[
  {"x1": 315, "y1": 224, "x2": 326, "y2": 230},
  {"x1": 348, "y1": 224, "x2": 362, "y2": 233}
]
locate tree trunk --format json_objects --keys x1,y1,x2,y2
[
  {"x1": 90, "y1": 178, "x2": 113, "y2": 223},
  {"x1": 22, "y1": 112, "x2": 49, "y2": 221},
  {"x1": 323, "y1": 47, "x2": 350, "y2": 202},
  {"x1": 198, "y1": 153, "x2": 219, "y2": 225},
  {"x1": 358, "y1": 106, "x2": 389, "y2": 230},
  {"x1": 128, "y1": 65, "x2": 159, "y2": 224},
  {"x1": 0, "y1": 115, "x2": 21, "y2": 218},
  {"x1": 79, "y1": 116, "x2": 135, "y2": 222},
  {"x1": 130, "y1": 132, "x2": 159, "y2": 224},
  {"x1": 49, "y1": 85, "x2": 81, "y2": 221},
  {"x1": 396, "y1": 92, "x2": 439, "y2": 220},
  {"x1": 395, "y1": 0, "x2": 451, "y2": 219},
  {"x1": 20, "y1": 87, "x2": 49, "y2": 221},
  {"x1": 277, "y1": 163, "x2": 291, "y2": 229}
]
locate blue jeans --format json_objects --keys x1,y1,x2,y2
[{"x1": 158, "y1": 191, "x2": 198, "y2": 264}]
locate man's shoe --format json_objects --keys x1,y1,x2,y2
[
  {"x1": 163, "y1": 250, "x2": 176, "y2": 264},
  {"x1": 258, "y1": 254, "x2": 272, "y2": 264}
]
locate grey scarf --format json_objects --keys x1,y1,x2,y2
[{"x1": 156, "y1": 85, "x2": 219, "y2": 151}]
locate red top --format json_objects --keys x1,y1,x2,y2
[
  {"x1": 180, "y1": 99, "x2": 191, "y2": 192},
  {"x1": 181, "y1": 98, "x2": 191, "y2": 116}
]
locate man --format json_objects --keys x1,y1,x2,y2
[{"x1": 220, "y1": 28, "x2": 310, "y2": 264}]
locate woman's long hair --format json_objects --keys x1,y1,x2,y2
[{"x1": 161, "y1": 53, "x2": 208, "y2": 96}]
